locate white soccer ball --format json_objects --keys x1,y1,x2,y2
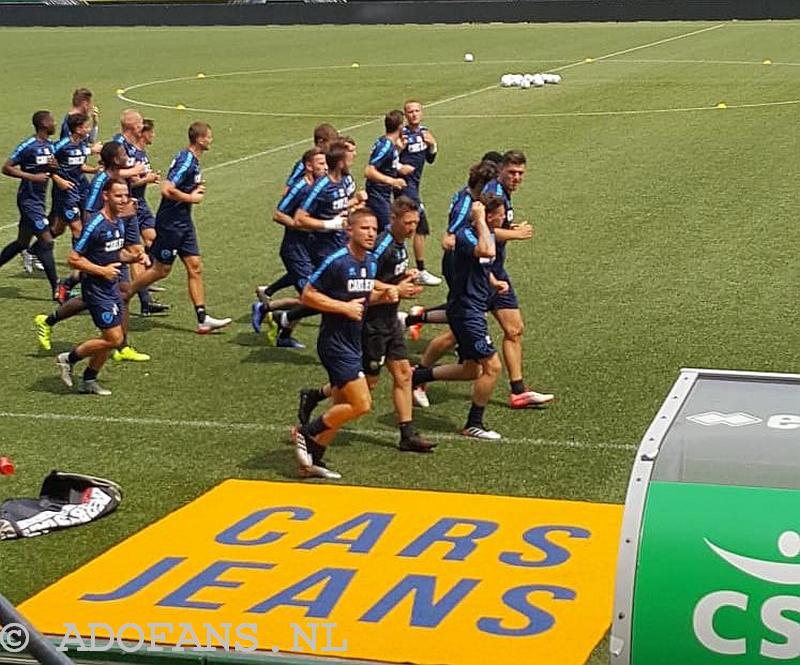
[
  {"x1": 523, "y1": 73, "x2": 535, "y2": 83},
  {"x1": 511, "y1": 74, "x2": 524, "y2": 87},
  {"x1": 520, "y1": 78, "x2": 531, "y2": 89},
  {"x1": 531, "y1": 74, "x2": 545, "y2": 88},
  {"x1": 464, "y1": 53, "x2": 475, "y2": 63},
  {"x1": 500, "y1": 74, "x2": 514, "y2": 87},
  {"x1": 542, "y1": 73, "x2": 562, "y2": 84}
]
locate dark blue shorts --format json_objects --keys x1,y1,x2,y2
[
  {"x1": 448, "y1": 313, "x2": 497, "y2": 362},
  {"x1": 151, "y1": 220, "x2": 199, "y2": 265},
  {"x1": 487, "y1": 274, "x2": 519, "y2": 311},
  {"x1": 19, "y1": 201, "x2": 49, "y2": 236},
  {"x1": 416, "y1": 202, "x2": 430, "y2": 236},
  {"x1": 280, "y1": 239, "x2": 314, "y2": 292},
  {"x1": 319, "y1": 344, "x2": 364, "y2": 389},
  {"x1": 87, "y1": 294, "x2": 124, "y2": 330},
  {"x1": 52, "y1": 190, "x2": 82, "y2": 226},
  {"x1": 368, "y1": 195, "x2": 392, "y2": 233},
  {"x1": 136, "y1": 200, "x2": 155, "y2": 231}
]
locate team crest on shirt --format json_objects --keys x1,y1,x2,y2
[{"x1": 347, "y1": 266, "x2": 357, "y2": 277}]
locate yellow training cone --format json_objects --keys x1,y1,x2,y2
[
  {"x1": 716, "y1": 102, "x2": 727, "y2": 109},
  {"x1": 763, "y1": 59, "x2": 772, "y2": 65},
  {"x1": 197, "y1": 73, "x2": 206, "y2": 78},
  {"x1": 351, "y1": 62, "x2": 360, "y2": 68},
  {"x1": 584, "y1": 57, "x2": 594, "y2": 63},
  {"x1": 115, "y1": 89, "x2": 125, "y2": 96},
  {"x1": 176, "y1": 104, "x2": 186, "y2": 110}
]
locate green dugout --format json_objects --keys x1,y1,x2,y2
[{"x1": 611, "y1": 368, "x2": 800, "y2": 665}]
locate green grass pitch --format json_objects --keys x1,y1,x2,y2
[{"x1": 1, "y1": 20, "x2": 799, "y2": 664}]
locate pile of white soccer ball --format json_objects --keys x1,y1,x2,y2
[{"x1": 500, "y1": 73, "x2": 562, "y2": 89}]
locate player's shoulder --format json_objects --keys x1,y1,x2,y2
[
  {"x1": 52, "y1": 137, "x2": 70, "y2": 152},
  {"x1": 13, "y1": 136, "x2": 36, "y2": 153}
]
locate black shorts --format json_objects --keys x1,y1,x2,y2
[
  {"x1": 362, "y1": 317, "x2": 408, "y2": 375},
  {"x1": 449, "y1": 312, "x2": 497, "y2": 362}
]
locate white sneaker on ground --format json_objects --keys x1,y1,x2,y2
[
  {"x1": 413, "y1": 385, "x2": 430, "y2": 408},
  {"x1": 56, "y1": 352, "x2": 73, "y2": 388},
  {"x1": 294, "y1": 430, "x2": 312, "y2": 467},
  {"x1": 299, "y1": 464, "x2": 342, "y2": 480},
  {"x1": 462, "y1": 426, "x2": 502, "y2": 441},
  {"x1": 196, "y1": 314, "x2": 232, "y2": 334},
  {"x1": 34, "y1": 258, "x2": 45, "y2": 271},
  {"x1": 415, "y1": 270, "x2": 442, "y2": 286},
  {"x1": 78, "y1": 379, "x2": 112, "y2": 396}
]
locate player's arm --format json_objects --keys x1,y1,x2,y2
[
  {"x1": 301, "y1": 283, "x2": 363, "y2": 320},
  {"x1": 81, "y1": 163, "x2": 100, "y2": 175},
  {"x1": 161, "y1": 178, "x2": 205, "y2": 204},
  {"x1": 273, "y1": 209, "x2": 296, "y2": 228},
  {"x1": 52, "y1": 173, "x2": 75, "y2": 191},
  {"x1": 369, "y1": 284, "x2": 398, "y2": 305},
  {"x1": 119, "y1": 162, "x2": 145, "y2": 178},
  {"x1": 495, "y1": 222, "x2": 533, "y2": 242},
  {"x1": 2, "y1": 158, "x2": 49, "y2": 183},
  {"x1": 294, "y1": 208, "x2": 346, "y2": 232},
  {"x1": 471, "y1": 202, "x2": 495, "y2": 259},
  {"x1": 422, "y1": 128, "x2": 438, "y2": 163},
  {"x1": 68, "y1": 248, "x2": 120, "y2": 281},
  {"x1": 119, "y1": 245, "x2": 147, "y2": 265},
  {"x1": 364, "y1": 141, "x2": 406, "y2": 189},
  {"x1": 489, "y1": 272, "x2": 509, "y2": 294}
]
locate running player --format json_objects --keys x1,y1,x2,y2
[
  {"x1": 407, "y1": 157, "x2": 499, "y2": 408},
  {"x1": 399, "y1": 99, "x2": 441, "y2": 286},
  {"x1": 34, "y1": 141, "x2": 150, "y2": 361},
  {"x1": 483, "y1": 150, "x2": 553, "y2": 408},
  {"x1": 254, "y1": 124, "x2": 340, "y2": 305},
  {"x1": 0, "y1": 111, "x2": 59, "y2": 299},
  {"x1": 411, "y1": 195, "x2": 505, "y2": 439},
  {"x1": 294, "y1": 208, "x2": 396, "y2": 479},
  {"x1": 296, "y1": 197, "x2": 434, "y2": 452},
  {"x1": 49, "y1": 113, "x2": 93, "y2": 242},
  {"x1": 125, "y1": 121, "x2": 231, "y2": 334},
  {"x1": 364, "y1": 110, "x2": 413, "y2": 232},
  {"x1": 250, "y1": 147, "x2": 327, "y2": 346},
  {"x1": 129, "y1": 118, "x2": 167, "y2": 316},
  {"x1": 55, "y1": 178, "x2": 147, "y2": 395}
]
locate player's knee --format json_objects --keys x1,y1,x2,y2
[
  {"x1": 504, "y1": 320, "x2": 524, "y2": 341},
  {"x1": 106, "y1": 328, "x2": 125, "y2": 348},
  {"x1": 392, "y1": 362, "x2": 412, "y2": 387},
  {"x1": 484, "y1": 354, "x2": 502, "y2": 376},
  {"x1": 465, "y1": 363, "x2": 482, "y2": 380},
  {"x1": 186, "y1": 258, "x2": 203, "y2": 277},
  {"x1": 352, "y1": 392, "x2": 372, "y2": 417},
  {"x1": 366, "y1": 375, "x2": 379, "y2": 392}
]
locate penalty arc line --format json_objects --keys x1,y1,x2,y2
[
  {"x1": 0, "y1": 410, "x2": 637, "y2": 452},
  {"x1": 204, "y1": 23, "x2": 725, "y2": 173}
]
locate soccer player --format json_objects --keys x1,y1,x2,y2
[
  {"x1": 250, "y1": 147, "x2": 327, "y2": 346},
  {"x1": 55, "y1": 178, "x2": 147, "y2": 395},
  {"x1": 60, "y1": 88, "x2": 100, "y2": 154},
  {"x1": 482, "y1": 150, "x2": 554, "y2": 408},
  {"x1": 399, "y1": 99, "x2": 441, "y2": 286},
  {"x1": 364, "y1": 110, "x2": 413, "y2": 233},
  {"x1": 49, "y1": 113, "x2": 93, "y2": 241},
  {"x1": 297, "y1": 197, "x2": 434, "y2": 453},
  {"x1": 255, "y1": 124, "x2": 339, "y2": 304},
  {"x1": 411, "y1": 195, "x2": 506, "y2": 439},
  {"x1": 0, "y1": 111, "x2": 59, "y2": 299},
  {"x1": 128, "y1": 118, "x2": 167, "y2": 316},
  {"x1": 34, "y1": 141, "x2": 150, "y2": 361},
  {"x1": 406, "y1": 157, "x2": 499, "y2": 408},
  {"x1": 294, "y1": 208, "x2": 397, "y2": 479},
  {"x1": 125, "y1": 121, "x2": 231, "y2": 334}
]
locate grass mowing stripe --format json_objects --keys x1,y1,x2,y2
[{"x1": 0, "y1": 411, "x2": 636, "y2": 452}]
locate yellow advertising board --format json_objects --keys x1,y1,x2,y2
[{"x1": 21, "y1": 480, "x2": 622, "y2": 665}]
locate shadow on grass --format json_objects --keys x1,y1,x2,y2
[
  {"x1": 0, "y1": 285, "x2": 22, "y2": 300},
  {"x1": 29, "y1": 374, "x2": 72, "y2": 395},
  {"x1": 230, "y1": 332, "x2": 319, "y2": 366},
  {"x1": 240, "y1": 448, "x2": 299, "y2": 479},
  {"x1": 374, "y1": 409, "x2": 458, "y2": 435}
]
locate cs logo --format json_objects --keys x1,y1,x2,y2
[{"x1": 101, "y1": 311, "x2": 114, "y2": 325}]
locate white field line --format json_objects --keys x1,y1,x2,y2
[
  {"x1": 0, "y1": 410, "x2": 637, "y2": 452},
  {"x1": 127, "y1": 23, "x2": 728, "y2": 174}
]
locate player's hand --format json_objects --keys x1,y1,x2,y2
[
  {"x1": 190, "y1": 186, "x2": 206, "y2": 204},
  {"x1": 392, "y1": 178, "x2": 407, "y2": 190},
  {"x1": 398, "y1": 164, "x2": 415, "y2": 177},
  {"x1": 510, "y1": 222, "x2": 533, "y2": 240},
  {"x1": 146, "y1": 171, "x2": 160, "y2": 184},
  {"x1": 30, "y1": 172, "x2": 50, "y2": 184},
  {"x1": 397, "y1": 276, "x2": 422, "y2": 299},
  {"x1": 91, "y1": 106, "x2": 100, "y2": 119},
  {"x1": 129, "y1": 162, "x2": 146, "y2": 176},
  {"x1": 494, "y1": 280, "x2": 510, "y2": 294},
  {"x1": 102, "y1": 262, "x2": 122, "y2": 281},
  {"x1": 55, "y1": 177, "x2": 75, "y2": 191},
  {"x1": 379, "y1": 286, "x2": 400, "y2": 304},
  {"x1": 342, "y1": 299, "x2": 365, "y2": 321},
  {"x1": 396, "y1": 136, "x2": 408, "y2": 151},
  {"x1": 471, "y1": 200, "x2": 486, "y2": 223},
  {"x1": 139, "y1": 252, "x2": 151, "y2": 267},
  {"x1": 356, "y1": 190, "x2": 368, "y2": 203},
  {"x1": 422, "y1": 129, "x2": 437, "y2": 147},
  {"x1": 441, "y1": 233, "x2": 456, "y2": 251},
  {"x1": 90, "y1": 141, "x2": 103, "y2": 155}
]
